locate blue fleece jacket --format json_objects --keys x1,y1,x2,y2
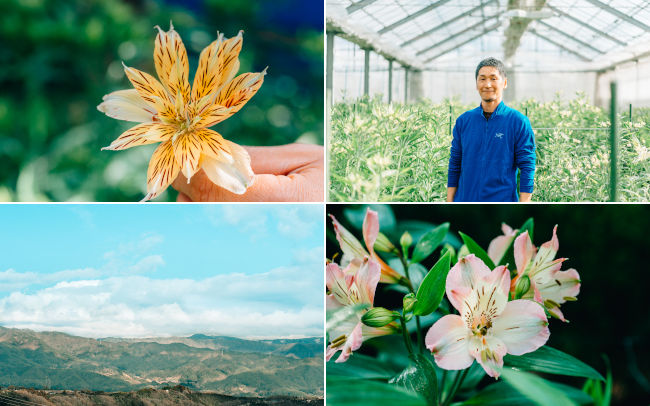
[{"x1": 447, "y1": 101, "x2": 535, "y2": 202}]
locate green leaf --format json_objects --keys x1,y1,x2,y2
[
  {"x1": 461, "y1": 378, "x2": 592, "y2": 405},
  {"x1": 327, "y1": 353, "x2": 397, "y2": 380},
  {"x1": 411, "y1": 223, "x2": 450, "y2": 263},
  {"x1": 504, "y1": 346, "x2": 605, "y2": 381},
  {"x1": 500, "y1": 368, "x2": 578, "y2": 406},
  {"x1": 327, "y1": 377, "x2": 426, "y2": 406},
  {"x1": 414, "y1": 251, "x2": 452, "y2": 316},
  {"x1": 458, "y1": 232, "x2": 495, "y2": 269},
  {"x1": 389, "y1": 355, "x2": 438, "y2": 405}
]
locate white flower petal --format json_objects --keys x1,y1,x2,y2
[
  {"x1": 97, "y1": 89, "x2": 158, "y2": 123},
  {"x1": 491, "y1": 299, "x2": 550, "y2": 356},
  {"x1": 200, "y1": 141, "x2": 254, "y2": 195}
]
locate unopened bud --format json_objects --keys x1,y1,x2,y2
[
  {"x1": 361, "y1": 307, "x2": 399, "y2": 328},
  {"x1": 404, "y1": 313, "x2": 413, "y2": 322},
  {"x1": 400, "y1": 231, "x2": 413, "y2": 256},
  {"x1": 403, "y1": 293, "x2": 417, "y2": 313},
  {"x1": 374, "y1": 232, "x2": 396, "y2": 253},
  {"x1": 514, "y1": 275, "x2": 531, "y2": 299}
]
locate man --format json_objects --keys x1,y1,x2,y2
[{"x1": 447, "y1": 58, "x2": 535, "y2": 202}]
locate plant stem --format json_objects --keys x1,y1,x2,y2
[
  {"x1": 439, "y1": 370, "x2": 447, "y2": 405},
  {"x1": 398, "y1": 253, "x2": 424, "y2": 353},
  {"x1": 415, "y1": 315, "x2": 424, "y2": 354},
  {"x1": 441, "y1": 368, "x2": 469, "y2": 406},
  {"x1": 399, "y1": 316, "x2": 415, "y2": 357}
]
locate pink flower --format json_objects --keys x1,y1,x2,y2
[
  {"x1": 513, "y1": 226, "x2": 581, "y2": 321},
  {"x1": 425, "y1": 255, "x2": 550, "y2": 378},
  {"x1": 487, "y1": 223, "x2": 518, "y2": 265},
  {"x1": 326, "y1": 259, "x2": 396, "y2": 362},
  {"x1": 330, "y1": 208, "x2": 402, "y2": 284}
]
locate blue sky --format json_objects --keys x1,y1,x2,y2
[{"x1": 0, "y1": 204, "x2": 324, "y2": 339}]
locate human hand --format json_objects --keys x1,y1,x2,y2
[{"x1": 172, "y1": 143, "x2": 323, "y2": 202}]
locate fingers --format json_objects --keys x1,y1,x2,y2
[{"x1": 171, "y1": 143, "x2": 324, "y2": 202}]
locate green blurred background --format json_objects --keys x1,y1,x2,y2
[
  {"x1": 327, "y1": 204, "x2": 650, "y2": 405},
  {"x1": 0, "y1": 0, "x2": 323, "y2": 201}
]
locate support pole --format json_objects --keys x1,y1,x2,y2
[
  {"x1": 629, "y1": 103, "x2": 632, "y2": 122},
  {"x1": 609, "y1": 82, "x2": 618, "y2": 202},
  {"x1": 388, "y1": 59, "x2": 393, "y2": 103},
  {"x1": 404, "y1": 67, "x2": 409, "y2": 103},
  {"x1": 364, "y1": 48, "x2": 370, "y2": 96},
  {"x1": 449, "y1": 105, "x2": 453, "y2": 136},
  {"x1": 326, "y1": 32, "x2": 334, "y2": 202}
]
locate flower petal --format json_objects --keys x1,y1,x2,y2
[
  {"x1": 460, "y1": 268, "x2": 509, "y2": 325},
  {"x1": 143, "y1": 140, "x2": 180, "y2": 201},
  {"x1": 329, "y1": 214, "x2": 370, "y2": 267},
  {"x1": 102, "y1": 123, "x2": 175, "y2": 151},
  {"x1": 514, "y1": 231, "x2": 536, "y2": 277},
  {"x1": 97, "y1": 89, "x2": 158, "y2": 123},
  {"x1": 532, "y1": 225, "x2": 560, "y2": 270},
  {"x1": 468, "y1": 335, "x2": 507, "y2": 378},
  {"x1": 425, "y1": 314, "x2": 473, "y2": 371},
  {"x1": 200, "y1": 141, "x2": 254, "y2": 194},
  {"x1": 216, "y1": 70, "x2": 266, "y2": 114},
  {"x1": 353, "y1": 258, "x2": 381, "y2": 304},
  {"x1": 193, "y1": 128, "x2": 232, "y2": 159},
  {"x1": 446, "y1": 254, "x2": 492, "y2": 312},
  {"x1": 326, "y1": 262, "x2": 351, "y2": 306},
  {"x1": 535, "y1": 267, "x2": 581, "y2": 305},
  {"x1": 333, "y1": 322, "x2": 363, "y2": 363},
  {"x1": 172, "y1": 131, "x2": 203, "y2": 182},
  {"x1": 123, "y1": 64, "x2": 174, "y2": 119},
  {"x1": 361, "y1": 209, "x2": 401, "y2": 284},
  {"x1": 192, "y1": 31, "x2": 243, "y2": 101},
  {"x1": 154, "y1": 23, "x2": 189, "y2": 98},
  {"x1": 196, "y1": 105, "x2": 232, "y2": 128},
  {"x1": 491, "y1": 299, "x2": 550, "y2": 356}
]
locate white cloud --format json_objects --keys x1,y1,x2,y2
[
  {"x1": 0, "y1": 264, "x2": 324, "y2": 339},
  {"x1": 0, "y1": 267, "x2": 102, "y2": 293}
]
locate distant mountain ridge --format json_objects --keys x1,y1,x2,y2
[{"x1": 0, "y1": 327, "x2": 323, "y2": 397}]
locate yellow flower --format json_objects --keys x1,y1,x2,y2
[{"x1": 98, "y1": 23, "x2": 266, "y2": 201}]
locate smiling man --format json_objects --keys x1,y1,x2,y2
[{"x1": 447, "y1": 57, "x2": 535, "y2": 202}]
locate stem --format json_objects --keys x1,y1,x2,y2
[
  {"x1": 439, "y1": 370, "x2": 448, "y2": 405},
  {"x1": 415, "y1": 315, "x2": 424, "y2": 354},
  {"x1": 441, "y1": 368, "x2": 469, "y2": 406},
  {"x1": 398, "y1": 253, "x2": 424, "y2": 354},
  {"x1": 399, "y1": 316, "x2": 415, "y2": 357}
]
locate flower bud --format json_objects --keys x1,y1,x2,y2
[
  {"x1": 403, "y1": 293, "x2": 417, "y2": 313},
  {"x1": 361, "y1": 307, "x2": 399, "y2": 328},
  {"x1": 374, "y1": 232, "x2": 396, "y2": 253},
  {"x1": 514, "y1": 275, "x2": 531, "y2": 299},
  {"x1": 400, "y1": 231, "x2": 413, "y2": 256}
]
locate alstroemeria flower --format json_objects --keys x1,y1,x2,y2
[
  {"x1": 487, "y1": 223, "x2": 518, "y2": 265},
  {"x1": 329, "y1": 208, "x2": 402, "y2": 284},
  {"x1": 425, "y1": 255, "x2": 549, "y2": 378},
  {"x1": 513, "y1": 226, "x2": 581, "y2": 321},
  {"x1": 98, "y1": 23, "x2": 265, "y2": 201},
  {"x1": 326, "y1": 259, "x2": 397, "y2": 362}
]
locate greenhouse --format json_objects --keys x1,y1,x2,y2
[{"x1": 326, "y1": 0, "x2": 650, "y2": 202}]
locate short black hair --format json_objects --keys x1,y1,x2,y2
[{"x1": 475, "y1": 57, "x2": 507, "y2": 79}]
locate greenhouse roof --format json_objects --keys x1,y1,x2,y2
[{"x1": 327, "y1": 0, "x2": 650, "y2": 72}]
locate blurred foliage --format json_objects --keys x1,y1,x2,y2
[
  {"x1": 327, "y1": 204, "x2": 650, "y2": 405},
  {"x1": 0, "y1": 0, "x2": 323, "y2": 201}
]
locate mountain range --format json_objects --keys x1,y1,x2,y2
[{"x1": 0, "y1": 327, "x2": 323, "y2": 398}]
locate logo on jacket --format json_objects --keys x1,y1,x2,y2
[{"x1": 495, "y1": 132, "x2": 504, "y2": 139}]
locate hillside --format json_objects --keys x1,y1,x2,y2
[{"x1": 0, "y1": 327, "x2": 323, "y2": 397}]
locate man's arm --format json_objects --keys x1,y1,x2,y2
[
  {"x1": 447, "y1": 120, "x2": 462, "y2": 201},
  {"x1": 447, "y1": 187, "x2": 457, "y2": 202},
  {"x1": 515, "y1": 116, "x2": 536, "y2": 199},
  {"x1": 519, "y1": 192, "x2": 532, "y2": 202}
]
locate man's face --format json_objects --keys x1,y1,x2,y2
[{"x1": 476, "y1": 66, "x2": 507, "y2": 103}]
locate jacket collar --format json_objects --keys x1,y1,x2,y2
[{"x1": 476, "y1": 100, "x2": 506, "y2": 118}]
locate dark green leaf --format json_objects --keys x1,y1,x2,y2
[
  {"x1": 327, "y1": 377, "x2": 426, "y2": 406},
  {"x1": 327, "y1": 353, "x2": 397, "y2": 380},
  {"x1": 504, "y1": 346, "x2": 605, "y2": 381},
  {"x1": 461, "y1": 378, "x2": 592, "y2": 405},
  {"x1": 408, "y1": 262, "x2": 428, "y2": 292},
  {"x1": 458, "y1": 232, "x2": 495, "y2": 269},
  {"x1": 414, "y1": 251, "x2": 452, "y2": 316},
  {"x1": 389, "y1": 355, "x2": 438, "y2": 405},
  {"x1": 411, "y1": 223, "x2": 450, "y2": 263},
  {"x1": 500, "y1": 368, "x2": 578, "y2": 406}
]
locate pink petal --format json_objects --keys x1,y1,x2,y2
[
  {"x1": 533, "y1": 225, "x2": 560, "y2": 268},
  {"x1": 329, "y1": 214, "x2": 369, "y2": 263},
  {"x1": 446, "y1": 254, "x2": 492, "y2": 311},
  {"x1": 334, "y1": 322, "x2": 363, "y2": 363},
  {"x1": 533, "y1": 267, "x2": 581, "y2": 306},
  {"x1": 491, "y1": 300, "x2": 550, "y2": 356},
  {"x1": 326, "y1": 294, "x2": 343, "y2": 311},
  {"x1": 353, "y1": 258, "x2": 381, "y2": 304},
  {"x1": 487, "y1": 235, "x2": 513, "y2": 265},
  {"x1": 425, "y1": 315, "x2": 473, "y2": 370},
  {"x1": 483, "y1": 265, "x2": 511, "y2": 297},
  {"x1": 468, "y1": 335, "x2": 507, "y2": 378},
  {"x1": 501, "y1": 223, "x2": 516, "y2": 236},
  {"x1": 362, "y1": 208, "x2": 380, "y2": 256},
  {"x1": 514, "y1": 231, "x2": 535, "y2": 277},
  {"x1": 326, "y1": 263, "x2": 350, "y2": 306}
]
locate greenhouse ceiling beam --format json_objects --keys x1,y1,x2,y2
[
  {"x1": 401, "y1": 0, "x2": 497, "y2": 47},
  {"x1": 583, "y1": 0, "x2": 650, "y2": 32},
  {"x1": 417, "y1": 15, "x2": 499, "y2": 56},
  {"x1": 378, "y1": 0, "x2": 454, "y2": 35},
  {"x1": 546, "y1": 4, "x2": 626, "y2": 46},
  {"x1": 425, "y1": 23, "x2": 500, "y2": 63},
  {"x1": 346, "y1": 0, "x2": 378, "y2": 14},
  {"x1": 528, "y1": 29, "x2": 591, "y2": 61},
  {"x1": 536, "y1": 20, "x2": 604, "y2": 55}
]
